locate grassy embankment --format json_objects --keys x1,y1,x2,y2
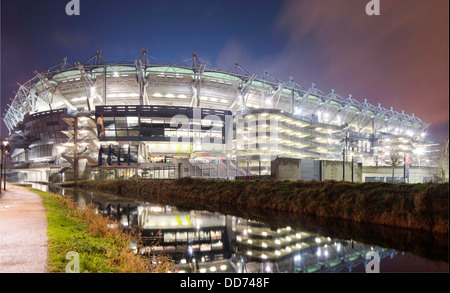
[
  {"x1": 70, "y1": 178, "x2": 449, "y2": 235},
  {"x1": 29, "y1": 188, "x2": 175, "y2": 273}
]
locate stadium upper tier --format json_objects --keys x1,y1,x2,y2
[{"x1": 3, "y1": 50, "x2": 430, "y2": 139}]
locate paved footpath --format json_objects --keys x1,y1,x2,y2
[{"x1": 0, "y1": 183, "x2": 48, "y2": 273}]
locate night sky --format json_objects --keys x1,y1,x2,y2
[{"x1": 1, "y1": 0, "x2": 448, "y2": 142}]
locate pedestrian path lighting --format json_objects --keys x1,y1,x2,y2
[{"x1": 1, "y1": 141, "x2": 11, "y2": 191}]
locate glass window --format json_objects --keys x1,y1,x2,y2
[
  {"x1": 103, "y1": 117, "x2": 115, "y2": 130},
  {"x1": 200, "y1": 244, "x2": 211, "y2": 252},
  {"x1": 127, "y1": 117, "x2": 139, "y2": 127},
  {"x1": 115, "y1": 117, "x2": 127, "y2": 129},
  {"x1": 200, "y1": 231, "x2": 210, "y2": 241},
  {"x1": 211, "y1": 230, "x2": 222, "y2": 240},
  {"x1": 188, "y1": 232, "x2": 197, "y2": 241},
  {"x1": 152, "y1": 125, "x2": 164, "y2": 137},
  {"x1": 152, "y1": 118, "x2": 165, "y2": 124},
  {"x1": 140, "y1": 126, "x2": 152, "y2": 137},
  {"x1": 176, "y1": 232, "x2": 188, "y2": 242},
  {"x1": 116, "y1": 130, "x2": 128, "y2": 137},
  {"x1": 164, "y1": 233, "x2": 176, "y2": 243},
  {"x1": 165, "y1": 129, "x2": 177, "y2": 137},
  {"x1": 127, "y1": 117, "x2": 139, "y2": 137},
  {"x1": 128, "y1": 130, "x2": 139, "y2": 136},
  {"x1": 140, "y1": 118, "x2": 152, "y2": 137},
  {"x1": 211, "y1": 241, "x2": 223, "y2": 250}
]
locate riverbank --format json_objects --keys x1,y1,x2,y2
[
  {"x1": 30, "y1": 188, "x2": 175, "y2": 273},
  {"x1": 65, "y1": 178, "x2": 449, "y2": 235}
]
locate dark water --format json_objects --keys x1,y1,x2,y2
[{"x1": 34, "y1": 183, "x2": 448, "y2": 273}]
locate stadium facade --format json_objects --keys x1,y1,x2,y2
[{"x1": 2, "y1": 50, "x2": 440, "y2": 183}]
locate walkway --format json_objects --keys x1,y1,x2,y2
[{"x1": 0, "y1": 183, "x2": 48, "y2": 273}]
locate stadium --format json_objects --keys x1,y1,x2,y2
[{"x1": 2, "y1": 50, "x2": 441, "y2": 183}]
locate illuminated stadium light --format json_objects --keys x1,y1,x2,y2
[
  {"x1": 71, "y1": 97, "x2": 86, "y2": 102},
  {"x1": 294, "y1": 107, "x2": 302, "y2": 115}
]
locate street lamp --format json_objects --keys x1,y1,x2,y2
[{"x1": 1, "y1": 140, "x2": 11, "y2": 192}]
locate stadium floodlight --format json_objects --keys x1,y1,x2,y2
[
  {"x1": 413, "y1": 148, "x2": 425, "y2": 155},
  {"x1": 71, "y1": 97, "x2": 86, "y2": 102},
  {"x1": 294, "y1": 107, "x2": 302, "y2": 115}
]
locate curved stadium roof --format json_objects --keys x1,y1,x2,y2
[{"x1": 2, "y1": 50, "x2": 430, "y2": 138}]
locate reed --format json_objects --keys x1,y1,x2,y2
[{"x1": 69, "y1": 178, "x2": 449, "y2": 234}]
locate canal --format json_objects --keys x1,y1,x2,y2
[{"x1": 33, "y1": 183, "x2": 448, "y2": 273}]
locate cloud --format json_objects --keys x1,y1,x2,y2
[
  {"x1": 51, "y1": 30, "x2": 89, "y2": 49},
  {"x1": 271, "y1": 0, "x2": 449, "y2": 138},
  {"x1": 215, "y1": 39, "x2": 275, "y2": 76}
]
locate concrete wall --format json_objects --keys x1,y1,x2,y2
[
  {"x1": 362, "y1": 166, "x2": 435, "y2": 183},
  {"x1": 179, "y1": 157, "x2": 439, "y2": 184},
  {"x1": 300, "y1": 159, "x2": 321, "y2": 181},
  {"x1": 271, "y1": 158, "x2": 301, "y2": 181},
  {"x1": 177, "y1": 159, "x2": 194, "y2": 178},
  {"x1": 321, "y1": 161, "x2": 363, "y2": 182},
  {"x1": 24, "y1": 170, "x2": 50, "y2": 182},
  {"x1": 271, "y1": 159, "x2": 362, "y2": 182}
]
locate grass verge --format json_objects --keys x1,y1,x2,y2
[{"x1": 29, "y1": 188, "x2": 175, "y2": 273}]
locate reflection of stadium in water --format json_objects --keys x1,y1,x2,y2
[
  {"x1": 232, "y1": 219, "x2": 395, "y2": 273},
  {"x1": 96, "y1": 200, "x2": 396, "y2": 273},
  {"x1": 35, "y1": 184, "x2": 401, "y2": 273}
]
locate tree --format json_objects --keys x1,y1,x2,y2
[
  {"x1": 433, "y1": 136, "x2": 449, "y2": 183},
  {"x1": 388, "y1": 149, "x2": 402, "y2": 183}
]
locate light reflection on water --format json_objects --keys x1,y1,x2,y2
[{"x1": 34, "y1": 183, "x2": 448, "y2": 273}]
